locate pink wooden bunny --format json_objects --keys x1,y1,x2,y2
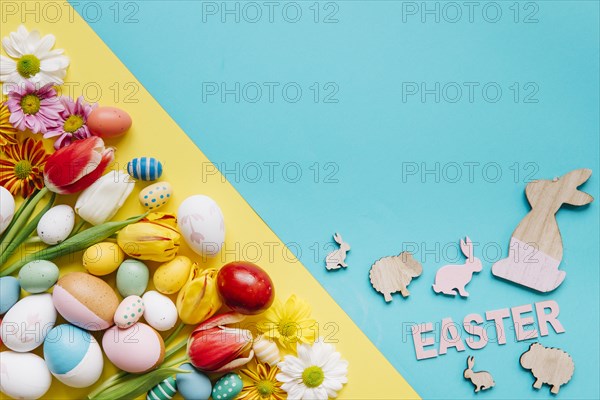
[{"x1": 432, "y1": 237, "x2": 482, "y2": 297}]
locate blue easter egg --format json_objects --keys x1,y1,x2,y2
[
  {"x1": 127, "y1": 157, "x2": 163, "y2": 181},
  {"x1": 43, "y1": 324, "x2": 104, "y2": 388},
  {"x1": 0, "y1": 276, "x2": 20, "y2": 314},
  {"x1": 176, "y1": 363, "x2": 212, "y2": 400},
  {"x1": 212, "y1": 373, "x2": 243, "y2": 400}
]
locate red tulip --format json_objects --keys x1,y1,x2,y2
[
  {"x1": 44, "y1": 137, "x2": 114, "y2": 194},
  {"x1": 187, "y1": 312, "x2": 254, "y2": 373}
]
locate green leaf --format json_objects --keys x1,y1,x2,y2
[{"x1": 90, "y1": 367, "x2": 188, "y2": 400}]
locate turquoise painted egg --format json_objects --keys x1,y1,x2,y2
[
  {"x1": 116, "y1": 259, "x2": 149, "y2": 297},
  {"x1": 176, "y1": 363, "x2": 212, "y2": 400},
  {"x1": 43, "y1": 324, "x2": 104, "y2": 388},
  {"x1": 18, "y1": 260, "x2": 60, "y2": 293},
  {"x1": 147, "y1": 376, "x2": 177, "y2": 400},
  {"x1": 139, "y1": 182, "x2": 172, "y2": 211},
  {"x1": 212, "y1": 373, "x2": 243, "y2": 400},
  {"x1": 127, "y1": 157, "x2": 163, "y2": 181},
  {"x1": 0, "y1": 276, "x2": 20, "y2": 314}
]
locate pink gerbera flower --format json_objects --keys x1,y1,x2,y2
[
  {"x1": 44, "y1": 96, "x2": 96, "y2": 149},
  {"x1": 6, "y1": 81, "x2": 63, "y2": 134}
]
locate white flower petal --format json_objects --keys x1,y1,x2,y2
[
  {"x1": 2, "y1": 36, "x2": 22, "y2": 58},
  {"x1": 0, "y1": 55, "x2": 16, "y2": 74},
  {"x1": 23, "y1": 29, "x2": 41, "y2": 54},
  {"x1": 40, "y1": 55, "x2": 69, "y2": 72},
  {"x1": 287, "y1": 383, "x2": 307, "y2": 400},
  {"x1": 33, "y1": 33, "x2": 55, "y2": 57}
]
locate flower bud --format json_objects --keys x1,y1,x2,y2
[
  {"x1": 75, "y1": 171, "x2": 134, "y2": 225},
  {"x1": 117, "y1": 213, "x2": 180, "y2": 262},
  {"x1": 176, "y1": 268, "x2": 221, "y2": 324}
]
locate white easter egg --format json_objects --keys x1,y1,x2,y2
[
  {"x1": 37, "y1": 205, "x2": 75, "y2": 245},
  {"x1": 142, "y1": 291, "x2": 177, "y2": 331},
  {"x1": 114, "y1": 295, "x2": 145, "y2": 328},
  {"x1": 0, "y1": 351, "x2": 52, "y2": 399},
  {"x1": 43, "y1": 324, "x2": 104, "y2": 388},
  {"x1": 177, "y1": 195, "x2": 225, "y2": 257},
  {"x1": 0, "y1": 186, "x2": 15, "y2": 235},
  {"x1": 0, "y1": 293, "x2": 57, "y2": 352}
]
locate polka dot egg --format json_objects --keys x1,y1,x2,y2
[
  {"x1": 139, "y1": 182, "x2": 172, "y2": 211},
  {"x1": 114, "y1": 295, "x2": 144, "y2": 328},
  {"x1": 212, "y1": 373, "x2": 243, "y2": 400}
]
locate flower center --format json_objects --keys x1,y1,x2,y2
[
  {"x1": 63, "y1": 114, "x2": 84, "y2": 133},
  {"x1": 20, "y1": 94, "x2": 41, "y2": 115},
  {"x1": 17, "y1": 54, "x2": 41, "y2": 78},
  {"x1": 14, "y1": 159, "x2": 33, "y2": 180},
  {"x1": 256, "y1": 380, "x2": 275, "y2": 397},
  {"x1": 278, "y1": 321, "x2": 298, "y2": 338},
  {"x1": 302, "y1": 366, "x2": 324, "y2": 388}
]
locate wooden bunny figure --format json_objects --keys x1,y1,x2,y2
[
  {"x1": 492, "y1": 169, "x2": 594, "y2": 292},
  {"x1": 432, "y1": 237, "x2": 482, "y2": 297},
  {"x1": 325, "y1": 233, "x2": 350, "y2": 270}
]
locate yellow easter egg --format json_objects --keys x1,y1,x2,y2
[
  {"x1": 83, "y1": 242, "x2": 126, "y2": 276},
  {"x1": 153, "y1": 256, "x2": 198, "y2": 294},
  {"x1": 139, "y1": 182, "x2": 172, "y2": 211}
]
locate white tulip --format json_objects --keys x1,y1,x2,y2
[{"x1": 75, "y1": 171, "x2": 135, "y2": 225}]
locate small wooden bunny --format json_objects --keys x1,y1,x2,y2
[
  {"x1": 464, "y1": 356, "x2": 495, "y2": 393},
  {"x1": 492, "y1": 169, "x2": 593, "y2": 292},
  {"x1": 432, "y1": 237, "x2": 482, "y2": 297},
  {"x1": 325, "y1": 233, "x2": 350, "y2": 270}
]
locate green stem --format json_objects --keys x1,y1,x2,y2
[
  {"x1": 71, "y1": 219, "x2": 87, "y2": 236},
  {"x1": 24, "y1": 236, "x2": 43, "y2": 244},
  {"x1": 0, "y1": 187, "x2": 48, "y2": 249},
  {"x1": 164, "y1": 322, "x2": 186, "y2": 348},
  {"x1": 0, "y1": 192, "x2": 55, "y2": 267},
  {"x1": 163, "y1": 354, "x2": 188, "y2": 368},
  {"x1": 86, "y1": 371, "x2": 129, "y2": 399},
  {"x1": 164, "y1": 337, "x2": 188, "y2": 361},
  {"x1": 0, "y1": 189, "x2": 36, "y2": 242}
]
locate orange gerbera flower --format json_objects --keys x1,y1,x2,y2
[
  {"x1": 239, "y1": 362, "x2": 286, "y2": 400},
  {"x1": 0, "y1": 137, "x2": 49, "y2": 198},
  {"x1": 0, "y1": 102, "x2": 18, "y2": 147}
]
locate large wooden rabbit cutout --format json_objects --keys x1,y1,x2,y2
[
  {"x1": 432, "y1": 237, "x2": 481, "y2": 297},
  {"x1": 492, "y1": 169, "x2": 593, "y2": 292}
]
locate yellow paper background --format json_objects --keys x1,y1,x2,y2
[{"x1": 1, "y1": 7, "x2": 419, "y2": 400}]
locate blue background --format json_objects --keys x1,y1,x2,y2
[{"x1": 73, "y1": 1, "x2": 599, "y2": 398}]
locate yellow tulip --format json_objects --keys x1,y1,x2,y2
[
  {"x1": 117, "y1": 213, "x2": 180, "y2": 262},
  {"x1": 176, "y1": 268, "x2": 222, "y2": 324}
]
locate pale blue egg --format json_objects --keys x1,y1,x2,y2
[
  {"x1": 0, "y1": 276, "x2": 20, "y2": 314},
  {"x1": 176, "y1": 363, "x2": 212, "y2": 400}
]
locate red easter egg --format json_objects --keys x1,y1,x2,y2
[{"x1": 216, "y1": 261, "x2": 274, "y2": 315}]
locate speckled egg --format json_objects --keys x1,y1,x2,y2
[
  {"x1": 0, "y1": 351, "x2": 52, "y2": 399},
  {"x1": 43, "y1": 324, "x2": 104, "y2": 388},
  {"x1": 116, "y1": 259, "x2": 149, "y2": 297},
  {"x1": 18, "y1": 260, "x2": 59, "y2": 293},
  {"x1": 127, "y1": 157, "x2": 163, "y2": 181},
  {"x1": 83, "y1": 242, "x2": 126, "y2": 276},
  {"x1": 177, "y1": 195, "x2": 225, "y2": 257},
  {"x1": 147, "y1": 376, "x2": 177, "y2": 400},
  {"x1": 87, "y1": 106, "x2": 132, "y2": 138},
  {"x1": 176, "y1": 363, "x2": 212, "y2": 400},
  {"x1": 139, "y1": 182, "x2": 172, "y2": 211},
  {"x1": 153, "y1": 256, "x2": 198, "y2": 295},
  {"x1": 52, "y1": 272, "x2": 119, "y2": 331},
  {"x1": 0, "y1": 293, "x2": 57, "y2": 352},
  {"x1": 0, "y1": 276, "x2": 20, "y2": 314},
  {"x1": 0, "y1": 186, "x2": 15, "y2": 235},
  {"x1": 141, "y1": 291, "x2": 177, "y2": 331},
  {"x1": 114, "y1": 295, "x2": 145, "y2": 328},
  {"x1": 37, "y1": 205, "x2": 75, "y2": 245},
  {"x1": 212, "y1": 373, "x2": 243, "y2": 400},
  {"x1": 102, "y1": 323, "x2": 165, "y2": 373}
]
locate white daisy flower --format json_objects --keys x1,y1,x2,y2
[
  {"x1": 1, "y1": 25, "x2": 69, "y2": 94},
  {"x1": 276, "y1": 340, "x2": 349, "y2": 400}
]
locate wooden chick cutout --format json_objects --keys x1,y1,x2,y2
[
  {"x1": 432, "y1": 237, "x2": 481, "y2": 297},
  {"x1": 370, "y1": 252, "x2": 422, "y2": 302},
  {"x1": 520, "y1": 343, "x2": 574, "y2": 395},
  {"x1": 492, "y1": 169, "x2": 594, "y2": 292},
  {"x1": 325, "y1": 233, "x2": 350, "y2": 270},
  {"x1": 464, "y1": 356, "x2": 495, "y2": 393}
]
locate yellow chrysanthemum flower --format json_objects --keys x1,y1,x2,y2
[
  {"x1": 239, "y1": 362, "x2": 286, "y2": 400},
  {"x1": 0, "y1": 102, "x2": 18, "y2": 147},
  {"x1": 258, "y1": 294, "x2": 316, "y2": 351}
]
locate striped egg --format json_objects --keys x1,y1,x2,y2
[
  {"x1": 253, "y1": 335, "x2": 281, "y2": 366},
  {"x1": 139, "y1": 182, "x2": 172, "y2": 211},
  {"x1": 147, "y1": 376, "x2": 177, "y2": 400},
  {"x1": 127, "y1": 157, "x2": 163, "y2": 181}
]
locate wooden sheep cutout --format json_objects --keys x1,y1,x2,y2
[
  {"x1": 370, "y1": 252, "x2": 422, "y2": 302},
  {"x1": 432, "y1": 237, "x2": 481, "y2": 297},
  {"x1": 325, "y1": 233, "x2": 350, "y2": 270},
  {"x1": 492, "y1": 169, "x2": 594, "y2": 292},
  {"x1": 520, "y1": 343, "x2": 574, "y2": 395},
  {"x1": 464, "y1": 356, "x2": 495, "y2": 393}
]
